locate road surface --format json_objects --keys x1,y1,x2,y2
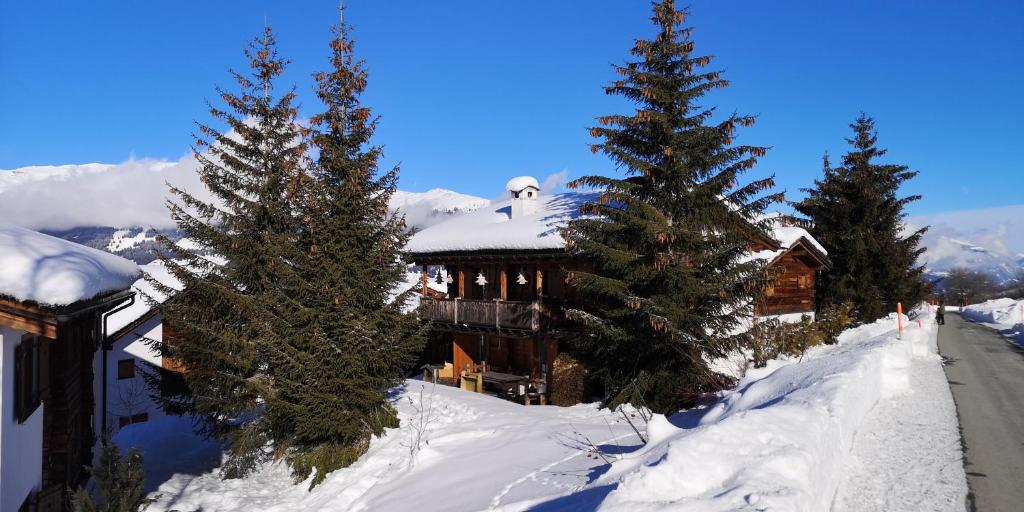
[{"x1": 937, "y1": 312, "x2": 1024, "y2": 512}]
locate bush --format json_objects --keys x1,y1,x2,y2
[
  {"x1": 817, "y1": 303, "x2": 855, "y2": 345},
  {"x1": 550, "y1": 352, "x2": 587, "y2": 406}
]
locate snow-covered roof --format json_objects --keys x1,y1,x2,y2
[
  {"x1": 405, "y1": 193, "x2": 595, "y2": 254},
  {"x1": 0, "y1": 223, "x2": 141, "y2": 306},
  {"x1": 405, "y1": 191, "x2": 828, "y2": 266},
  {"x1": 505, "y1": 176, "x2": 540, "y2": 193},
  {"x1": 106, "y1": 261, "x2": 183, "y2": 337}
]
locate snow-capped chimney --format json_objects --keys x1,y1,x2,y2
[{"x1": 506, "y1": 176, "x2": 541, "y2": 218}]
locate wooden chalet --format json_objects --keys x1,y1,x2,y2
[
  {"x1": 404, "y1": 177, "x2": 830, "y2": 405},
  {"x1": 0, "y1": 224, "x2": 141, "y2": 512}
]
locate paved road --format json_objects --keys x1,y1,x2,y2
[{"x1": 937, "y1": 312, "x2": 1024, "y2": 512}]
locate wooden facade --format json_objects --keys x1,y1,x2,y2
[
  {"x1": 408, "y1": 235, "x2": 828, "y2": 403},
  {"x1": 0, "y1": 290, "x2": 134, "y2": 511},
  {"x1": 756, "y1": 241, "x2": 829, "y2": 316}
]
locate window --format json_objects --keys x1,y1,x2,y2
[
  {"x1": 764, "y1": 283, "x2": 776, "y2": 297},
  {"x1": 15, "y1": 335, "x2": 41, "y2": 424},
  {"x1": 117, "y1": 358, "x2": 136, "y2": 380},
  {"x1": 797, "y1": 275, "x2": 810, "y2": 289},
  {"x1": 118, "y1": 412, "x2": 149, "y2": 428}
]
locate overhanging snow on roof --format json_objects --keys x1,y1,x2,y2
[{"x1": 0, "y1": 223, "x2": 141, "y2": 307}]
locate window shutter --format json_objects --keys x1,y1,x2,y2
[{"x1": 15, "y1": 335, "x2": 41, "y2": 424}]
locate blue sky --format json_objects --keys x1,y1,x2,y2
[{"x1": 1, "y1": 1, "x2": 1021, "y2": 214}]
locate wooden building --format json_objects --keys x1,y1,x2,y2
[
  {"x1": 0, "y1": 225, "x2": 140, "y2": 511},
  {"x1": 404, "y1": 177, "x2": 829, "y2": 404}
]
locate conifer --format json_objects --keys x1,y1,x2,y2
[
  {"x1": 563, "y1": 0, "x2": 781, "y2": 414},
  {"x1": 258, "y1": 18, "x2": 425, "y2": 486},
  {"x1": 72, "y1": 440, "x2": 150, "y2": 512},
  {"x1": 154, "y1": 26, "x2": 307, "y2": 477},
  {"x1": 793, "y1": 115, "x2": 929, "y2": 322}
]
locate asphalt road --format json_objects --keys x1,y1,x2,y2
[{"x1": 937, "y1": 312, "x2": 1024, "y2": 512}]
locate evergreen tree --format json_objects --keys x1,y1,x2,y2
[
  {"x1": 793, "y1": 114, "x2": 929, "y2": 322},
  {"x1": 563, "y1": 0, "x2": 781, "y2": 414},
  {"x1": 72, "y1": 440, "x2": 151, "y2": 512},
  {"x1": 154, "y1": 26, "x2": 307, "y2": 477},
  {"x1": 257, "y1": 19, "x2": 425, "y2": 486}
]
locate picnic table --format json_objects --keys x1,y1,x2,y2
[{"x1": 481, "y1": 371, "x2": 528, "y2": 387}]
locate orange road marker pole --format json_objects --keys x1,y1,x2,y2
[{"x1": 897, "y1": 302, "x2": 904, "y2": 339}]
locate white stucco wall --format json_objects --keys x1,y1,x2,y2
[
  {"x1": 93, "y1": 314, "x2": 166, "y2": 439},
  {"x1": 0, "y1": 325, "x2": 44, "y2": 512}
]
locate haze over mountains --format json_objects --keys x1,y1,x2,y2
[{"x1": 2, "y1": 161, "x2": 1022, "y2": 281}]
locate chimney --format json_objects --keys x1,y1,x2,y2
[{"x1": 506, "y1": 176, "x2": 541, "y2": 218}]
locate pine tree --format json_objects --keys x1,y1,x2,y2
[
  {"x1": 563, "y1": 0, "x2": 781, "y2": 414},
  {"x1": 257, "y1": 18, "x2": 425, "y2": 487},
  {"x1": 154, "y1": 26, "x2": 307, "y2": 477},
  {"x1": 72, "y1": 440, "x2": 151, "y2": 512},
  {"x1": 793, "y1": 114, "x2": 929, "y2": 322}
]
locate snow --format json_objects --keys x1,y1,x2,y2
[
  {"x1": 594, "y1": 308, "x2": 965, "y2": 512},
  {"x1": 505, "y1": 175, "x2": 540, "y2": 192},
  {"x1": 390, "y1": 189, "x2": 490, "y2": 231},
  {"x1": 961, "y1": 298, "x2": 1024, "y2": 347},
  {"x1": 405, "y1": 193, "x2": 596, "y2": 254},
  {"x1": 405, "y1": 192, "x2": 825, "y2": 261},
  {"x1": 119, "y1": 306, "x2": 963, "y2": 512},
  {"x1": 106, "y1": 228, "x2": 158, "y2": 252},
  {"x1": 105, "y1": 261, "x2": 182, "y2": 336},
  {"x1": 0, "y1": 223, "x2": 141, "y2": 306}
]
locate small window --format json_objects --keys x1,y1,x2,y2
[
  {"x1": 15, "y1": 335, "x2": 41, "y2": 424},
  {"x1": 117, "y1": 358, "x2": 136, "y2": 380},
  {"x1": 797, "y1": 275, "x2": 809, "y2": 289},
  {"x1": 764, "y1": 283, "x2": 776, "y2": 297},
  {"x1": 527, "y1": 190, "x2": 533, "y2": 198},
  {"x1": 118, "y1": 412, "x2": 149, "y2": 428}
]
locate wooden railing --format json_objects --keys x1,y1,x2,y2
[{"x1": 419, "y1": 298, "x2": 540, "y2": 331}]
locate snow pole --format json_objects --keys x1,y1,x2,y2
[
  {"x1": 897, "y1": 302, "x2": 904, "y2": 339},
  {"x1": 917, "y1": 320, "x2": 923, "y2": 328}
]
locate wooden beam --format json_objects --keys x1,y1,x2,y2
[
  {"x1": 535, "y1": 268, "x2": 544, "y2": 301},
  {"x1": 421, "y1": 267, "x2": 429, "y2": 297},
  {"x1": 500, "y1": 267, "x2": 508, "y2": 301},
  {"x1": 457, "y1": 268, "x2": 465, "y2": 298},
  {"x1": 0, "y1": 308, "x2": 57, "y2": 338}
]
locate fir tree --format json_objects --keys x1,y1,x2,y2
[
  {"x1": 793, "y1": 114, "x2": 929, "y2": 322},
  {"x1": 72, "y1": 440, "x2": 151, "y2": 512},
  {"x1": 257, "y1": 18, "x2": 425, "y2": 486},
  {"x1": 154, "y1": 26, "x2": 307, "y2": 477},
  {"x1": 563, "y1": 0, "x2": 781, "y2": 414}
]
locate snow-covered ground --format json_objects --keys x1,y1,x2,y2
[
  {"x1": 960, "y1": 298, "x2": 1024, "y2": 348},
  {"x1": 114, "y1": 307, "x2": 965, "y2": 512}
]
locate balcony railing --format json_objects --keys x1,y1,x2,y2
[{"x1": 419, "y1": 297, "x2": 540, "y2": 332}]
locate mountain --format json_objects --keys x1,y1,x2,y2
[
  {"x1": 1, "y1": 161, "x2": 489, "y2": 263},
  {"x1": 908, "y1": 205, "x2": 1024, "y2": 284}
]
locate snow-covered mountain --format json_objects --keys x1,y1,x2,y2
[
  {"x1": 1, "y1": 161, "x2": 489, "y2": 263},
  {"x1": 908, "y1": 206, "x2": 1024, "y2": 284}
]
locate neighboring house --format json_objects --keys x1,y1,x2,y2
[
  {"x1": 0, "y1": 224, "x2": 140, "y2": 512},
  {"x1": 93, "y1": 261, "x2": 180, "y2": 437},
  {"x1": 403, "y1": 177, "x2": 829, "y2": 403}
]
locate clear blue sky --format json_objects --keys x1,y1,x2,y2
[{"x1": 1, "y1": 1, "x2": 1021, "y2": 214}]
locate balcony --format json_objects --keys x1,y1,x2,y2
[{"x1": 419, "y1": 297, "x2": 541, "y2": 332}]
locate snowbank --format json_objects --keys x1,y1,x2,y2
[
  {"x1": 587, "y1": 309, "x2": 963, "y2": 512},
  {"x1": 127, "y1": 308, "x2": 964, "y2": 512},
  {"x1": 0, "y1": 223, "x2": 141, "y2": 305},
  {"x1": 961, "y1": 298, "x2": 1024, "y2": 347}
]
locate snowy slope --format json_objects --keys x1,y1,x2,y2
[{"x1": 118, "y1": 307, "x2": 963, "y2": 512}]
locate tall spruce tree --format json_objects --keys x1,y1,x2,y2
[
  {"x1": 155, "y1": 26, "x2": 307, "y2": 477},
  {"x1": 257, "y1": 19, "x2": 425, "y2": 486},
  {"x1": 793, "y1": 115, "x2": 929, "y2": 322},
  {"x1": 563, "y1": 0, "x2": 781, "y2": 414}
]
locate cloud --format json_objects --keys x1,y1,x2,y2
[
  {"x1": 0, "y1": 156, "x2": 212, "y2": 231},
  {"x1": 540, "y1": 169, "x2": 570, "y2": 194}
]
